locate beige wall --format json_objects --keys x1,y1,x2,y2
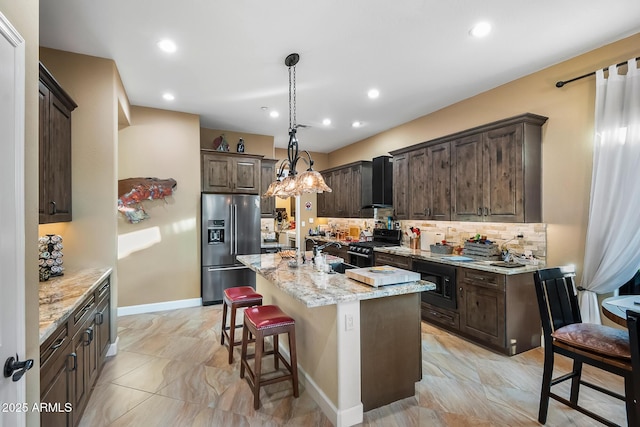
[
  {"x1": 1, "y1": 1, "x2": 40, "y2": 425},
  {"x1": 118, "y1": 107, "x2": 201, "y2": 306},
  {"x1": 328, "y1": 33, "x2": 640, "y2": 281},
  {"x1": 38, "y1": 48, "x2": 120, "y2": 347}
]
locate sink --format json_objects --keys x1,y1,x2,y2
[{"x1": 328, "y1": 262, "x2": 357, "y2": 274}]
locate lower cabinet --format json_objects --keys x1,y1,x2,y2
[{"x1": 40, "y1": 276, "x2": 111, "y2": 427}]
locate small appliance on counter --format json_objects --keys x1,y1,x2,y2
[{"x1": 39, "y1": 234, "x2": 64, "y2": 281}]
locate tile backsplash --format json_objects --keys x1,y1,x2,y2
[{"x1": 320, "y1": 218, "x2": 547, "y2": 261}]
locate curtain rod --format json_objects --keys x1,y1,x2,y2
[{"x1": 555, "y1": 56, "x2": 640, "y2": 88}]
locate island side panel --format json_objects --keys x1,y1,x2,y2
[
  {"x1": 360, "y1": 292, "x2": 422, "y2": 411},
  {"x1": 255, "y1": 275, "x2": 341, "y2": 408}
]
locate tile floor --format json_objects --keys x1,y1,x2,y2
[{"x1": 78, "y1": 305, "x2": 629, "y2": 426}]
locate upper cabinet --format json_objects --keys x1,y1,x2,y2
[
  {"x1": 39, "y1": 63, "x2": 77, "y2": 224},
  {"x1": 201, "y1": 150, "x2": 262, "y2": 194},
  {"x1": 391, "y1": 113, "x2": 547, "y2": 223},
  {"x1": 260, "y1": 158, "x2": 277, "y2": 217},
  {"x1": 317, "y1": 161, "x2": 372, "y2": 218}
]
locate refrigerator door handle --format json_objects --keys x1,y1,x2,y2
[
  {"x1": 234, "y1": 204, "x2": 238, "y2": 255},
  {"x1": 229, "y1": 204, "x2": 234, "y2": 255},
  {"x1": 207, "y1": 266, "x2": 248, "y2": 272}
]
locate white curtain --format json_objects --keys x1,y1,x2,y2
[{"x1": 579, "y1": 58, "x2": 640, "y2": 324}]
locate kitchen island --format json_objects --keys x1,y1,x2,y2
[{"x1": 237, "y1": 253, "x2": 434, "y2": 427}]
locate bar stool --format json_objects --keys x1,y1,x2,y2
[
  {"x1": 221, "y1": 286, "x2": 262, "y2": 364},
  {"x1": 240, "y1": 305, "x2": 299, "y2": 409}
]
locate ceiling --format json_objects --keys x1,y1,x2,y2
[{"x1": 40, "y1": 1, "x2": 640, "y2": 153}]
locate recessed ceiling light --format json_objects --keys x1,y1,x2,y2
[
  {"x1": 270, "y1": 111, "x2": 279, "y2": 118},
  {"x1": 157, "y1": 39, "x2": 177, "y2": 53},
  {"x1": 469, "y1": 22, "x2": 491, "y2": 38},
  {"x1": 322, "y1": 118, "x2": 331, "y2": 126},
  {"x1": 352, "y1": 121, "x2": 362, "y2": 128},
  {"x1": 162, "y1": 93, "x2": 175, "y2": 101},
  {"x1": 367, "y1": 89, "x2": 380, "y2": 99}
]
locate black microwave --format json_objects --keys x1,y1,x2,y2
[{"x1": 413, "y1": 260, "x2": 457, "y2": 310}]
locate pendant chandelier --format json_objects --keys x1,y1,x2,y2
[{"x1": 263, "y1": 53, "x2": 332, "y2": 199}]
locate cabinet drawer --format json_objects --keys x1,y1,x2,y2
[
  {"x1": 375, "y1": 252, "x2": 411, "y2": 269},
  {"x1": 96, "y1": 278, "x2": 110, "y2": 302},
  {"x1": 458, "y1": 268, "x2": 505, "y2": 291},
  {"x1": 40, "y1": 323, "x2": 69, "y2": 368},
  {"x1": 71, "y1": 294, "x2": 96, "y2": 335},
  {"x1": 421, "y1": 302, "x2": 459, "y2": 329}
]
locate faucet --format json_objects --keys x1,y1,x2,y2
[{"x1": 304, "y1": 237, "x2": 341, "y2": 262}]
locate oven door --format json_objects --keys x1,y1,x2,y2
[{"x1": 348, "y1": 248, "x2": 373, "y2": 268}]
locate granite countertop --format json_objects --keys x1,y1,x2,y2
[
  {"x1": 237, "y1": 253, "x2": 434, "y2": 308},
  {"x1": 374, "y1": 246, "x2": 543, "y2": 275},
  {"x1": 39, "y1": 267, "x2": 112, "y2": 345}
]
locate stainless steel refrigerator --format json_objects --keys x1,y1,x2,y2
[{"x1": 201, "y1": 193, "x2": 260, "y2": 305}]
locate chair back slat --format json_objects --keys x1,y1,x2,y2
[
  {"x1": 626, "y1": 310, "x2": 640, "y2": 422},
  {"x1": 534, "y1": 266, "x2": 581, "y2": 337}
]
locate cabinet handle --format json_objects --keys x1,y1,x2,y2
[
  {"x1": 459, "y1": 287, "x2": 464, "y2": 296},
  {"x1": 477, "y1": 207, "x2": 482, "y2": 216},
  {"x1": 484, "y1": 207, "x2": 489, "y2": 216},
  {"x1": 95, "y1": 311, "x2": 104, "y2": 325},
  {"x1": 68, "y1": 353, "x2": 77, "y2": 371},
  {"x1": 50, "y1": 337, "x2": 65, "y2": 351},
  {"x1": 49, "y1": 201, "x2": 57, "y2": 215},
  {"x1": 83, "y1": 327, "x2": 94, "y2": 346}
]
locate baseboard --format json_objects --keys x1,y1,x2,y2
[
  {"x1": 117, "y1": 297, "x2": 202, "y2": 317},
  {"x1": 278, "y1": 346, "x2": 363, "y2": 427},
  {"x1": 106, "y1": 336, "x2": 119, "y2": 357}
]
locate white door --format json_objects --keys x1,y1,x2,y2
[{"x1": 0, "y1": 12, "x2": 27, "y2": 427}]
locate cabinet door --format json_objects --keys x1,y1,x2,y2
[
  {"x1": 71, "y1": 317, "x2": 98, "y2": 426},
  {"x1": 451, "y1": 134, "x2": 483, "y2": 221},
  {"x1": 392, "y1": 153, "x2": 409, "y2": 220},
  {"x1": 40, "y1": 342, "x2": 72, "y2": 427},
  {"x1": 483, "y1": 124, "x2": 524, "y2": 222},
  {"x1": 317, "y1": 172, "x2": 333, "y2": 217},
  {"x1": 426, "y1": 142, "x2": 451, "y2": 221},
  {"x1": 202, "y1": 154, "x2": 233, "y2": 192},
  {"x1": 260, "y1": 159, "x2": 277, "y2": 217},
  {"x1": 408, "y1": 149, "x2": 428, "y2": 219},
  {"x1": 39, "y1": 80, "x2": 73, "y2": 224},
  {"x1": 233, "y1": 157, "x2": 260, "y2": 194},
  {"x1": 458, "y1": 269, "x2": 505, "y2": 347},
  {"x1": 95, "y1": 294, "x2": 111, "y2": 367},
  {"x1": 334, "y1": 169, "x2": 350, "y2": 217},
  {"x1": 348, "y1": 165, "x2": 362, "y2": 218}
]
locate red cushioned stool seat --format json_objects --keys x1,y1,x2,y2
[
  {"x1": 221, "y1": 286, "x2": 262, "y2": 364},
  {"x1": 240, "y1": 305, "x2": 299, "y2": 409}
]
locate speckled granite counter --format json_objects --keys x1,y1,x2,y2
[
  {"x1": 39, "y1": 267, "x2": 112, "y2": 344},
  {"x1": 374, "y1": 246, "x2": 543, "y2": 275},
  {"x1": 237, "y1": 253, "x2": 434, "y2": 308}
]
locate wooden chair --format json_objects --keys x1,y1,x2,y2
[
  {"x1": 533, "y1": 266, "x2": 635, "y2": 427},
  {"x1": 221, "y1": 286, "x2": 262, "y2": 364},
  {"x1": 626, "y1": 309, "x2": 640, "y2": 423}
]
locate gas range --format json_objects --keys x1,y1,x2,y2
[{"x1": 347, "y1": 229, "x2": 402, "y2": 267}]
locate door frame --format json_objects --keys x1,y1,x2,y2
[{"x1": 0, "y1": 10, "x2": 26, "y2": 426}]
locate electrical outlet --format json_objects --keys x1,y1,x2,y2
[
  {"x1": 345, "y1": 314, "x2": 354, "y2": 331},
  {"x1": 309, "y1": 218, "x2": 314, "y2": 224}
]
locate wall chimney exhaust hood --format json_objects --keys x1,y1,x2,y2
[{"x1": 362, "y1": 155, "x2": 393, "y2": 209}]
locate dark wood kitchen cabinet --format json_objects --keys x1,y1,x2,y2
[
  {"x1": 260, "y1": 158, "x2": 277, "y2": 217},
  {"x1": 392, "y1": 153, "x2": 409, "y2": 220},
  {"x1": 201, "y1": 150, "x2": 262, "y2": 194},
  {"x1": 374, "y1": 252, "x2": 411, "y2": 270},
  {"x1": 408, "y1": 142, "x2": 451, "y2": 221},
  {"x1": 40, "y1": 276, "x2": 111, "y2": 427},
  {"x1": 39, "y1": 62, "x2": 77, "y2": 224},
  {"x1": 453, "y1": 267, "x2": 540, "y2": 356},
  {"x1": 451, "y1": 116, "x2": 547, "y2": 222},
  {"x1": 391, "y1": 113, "x2": 547, "y2": 223},
  {"x1": 317, "y1": 161, "x2": 372, "y2": 218},
  {"x1": 317, "y1": 171, "x2": 332, "y2": 217}
]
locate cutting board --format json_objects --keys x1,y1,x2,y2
[{"x1": 346, "y1": 266, "x2": 420, "y2": 287}]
